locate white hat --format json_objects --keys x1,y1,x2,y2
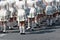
[{"x1": 17, "y1": 9, "x2": 25, "y2": 16}]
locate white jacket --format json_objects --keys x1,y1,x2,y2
[
  {"x1": 14, "y1": 1, "x2": 25, "y2": 9},
  {"x1": 0, "y1": 8, "x2": 7, "y2": 21},
  {"x1": 28, "y1": 7, "x2": 36, "y2": 18},
  {"x1": 36, "y1": 7, "x2": 43, "y2": 14},
  {"x1": 17, "y1": 9, "x2": 25, "y2": 21},
  {"x1": 9, "y1": 7, "x2": 14, "y2": 17},
  {"x1": 27, "y1": 0, "x2": 36, "y2": 7}
]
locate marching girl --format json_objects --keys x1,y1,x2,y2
[
  {"x1": 17, "y1": 8, "x2": 26, "y2": 34},
  {"x1": 45, "y1": 2, "x2": 54, "y2": 26},
  {"x1": 0, "y1": 1, "x2": 8, "y2": 32},
  {"x1": 26, "y1": 0, "x2": 37, "y2": 30},
  {"x1": 14, "y1": 0, "x2": 26, "y2": 34},
  {"x1": 36, "y1": 0, "x2": 46, "y2": 27},
  {"x1": 6, "y1": 0, "x2": 17, "y2": 29},
  {"x1": 57, "y1": 0, "x2": 60, "y2": 21},
  {"x1": 36, "y1": 6, "x2": 43, "y2": 27},
  {"x1": 52, "y1": 0, "x2": 58, "y2": 24}
]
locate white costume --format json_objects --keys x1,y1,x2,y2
[
  {"x1": 14, "y1": 1, "x2": 26, "y2": 34},
  {"x1": 17, "y1": 9, "x2": 25, "y2": 34},
  {"x1": 26, "y1": 0, "x2": 37, "y2": 30},
  {"x1": 5, "y1": 0, "x2": 17, "y2": 29},
  {"x1": 45, "y1": 6, "x2": 53, "y2": 15},
  {"x1": 6, "y1": 0, "x2": 16, "y2": 17},
  {"x1": 57, "y1": 0, "x2": 60, "y2": 12},
  {"x1": 57, "y1": 5, "x2": 60, "y2": 12},
  {"x1": 45, "y1": 5, "x2": 53, "y2": 25},
  {"x1": 6, "y1": 0, "x2": 16, "y2": 6},
  {"x1": 14, "y1": 1, "x2": 25, "y2": 9},
  {"x1": 36, "y1": 0, "x2": 46, "y2": 27},
  {"x1": 0, "y1": 9, "x2": 7, "y2": 21},
  {"x1": 56, "y1": 0, "x2": 60, "y2": 22},
  {"x1": 0, "y1": 1, "x2": 8, "y2": 32},
  {"x1": 28, "y1": 7, "x2": 36, "y2": 18},
  {"x1": 9, "y1": 7, "x2": 15, "y2": 18},
  {"x1": 36, "y1": 6, "x2": 43, "y2": 26},
  {"x1": 0, "y1": 8, "x2": 7, "y2": 32},
  {"x1": 27, "y1": 0, "x2": 36, "y2": 8},
  {"x1": 17, "y1": 9, "x2": 25, "y2": 22},
  {"x1": 52, "y1": 6, "x2": 58, "y2": 23},
  {"x1": 52, "y1": 0, "x2": 58, "y2": 23},
  {"x1": 27, "y1": 6, "x2": 36, "y2": 30},
  {"x1": 36, "y1": 6, "x2": 43, "y2": 15}
]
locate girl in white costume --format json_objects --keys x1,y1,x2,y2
[
  {"x1": 45, "y1": 2, "x2": 53, "y2": 26},
  {"x1": 6, "y1": 0, "x2": 17, "y2": 29},
  {"x1": 51, "y1": 0, "x2": 58, "y2": 24},
  {"x1": 17, "y1": 9, "x2": 26, "y2": 34},
  {"x1": 0, "y1": 1, "x2": 7, "y2": 32},
  {"x1": 36, "y1": 6, "x2": 44, "y2": 27},
  {"x1": 26, "y1": 0, "x2": 36, "y2": 30},
  {"x1": 28, "y1": 6, "x2": 36, "y2": 30},
  {"x1": 14, "y1": 0, "x2": 26, "y2": 34},
  {"x1": 36, "y1": 0, "x2": 46, "y2": 27},
  {"x1": 57, "y1": 0, "x2": 60, "y2": 21},
  {"x1": 6, "y1": 0, "x2": 16, "y2": 18}
]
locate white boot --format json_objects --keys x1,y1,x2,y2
[
  {"x1": 35, "y1": 16, "x2": 37, "y2": 24},
  {"x1": 19, "y1": 26, "x2": 22, "y2": 33},
  {"x1": 9, "y1": 26, "x2": 11, "y2": 29},
  {"x1": 39, "y1": 18, "x2": 41, "y2": 26},
  {"x1": 31, "y1": 21, "x2": 34, "y2": 30},
  {"x1": 34, "y1": 21, "x2": 36, "y2": 27},
  {"x1": 22, "y1": 27, "x2": 25, "y2": 33},
  {"x1": 56, "y1": 14, "x2": 59, "y2": 21},
  {"x1": 50, "y1": 19, "x2": 53, "y2": 25},
  {"x1": 53, "y1": 17, "x2": 56, "y2": 23},
  {"x1": 3, "y1": 24, "x2": 6, "y2": 32},
  {"x1": 8, "y1": 22, "x2": 11, "y2": 29},
  {"x1": 1, "y1": 25, "x2": 3, "y2": 31},
  {"x1": 47, "y1": 19, "x2": 49, "y2": 25},
  {"x1": 27, "y1": 19, "x2": 30, "y2": 30}
]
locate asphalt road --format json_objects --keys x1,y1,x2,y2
[{"x1": 0, "y1": 25, "x2": 60, "y2": 40}]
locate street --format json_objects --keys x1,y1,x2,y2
[{"x1": 0, "y1": 25, "x2": 60, "y2": 40}]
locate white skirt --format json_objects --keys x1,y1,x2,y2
[
  {"x1": 17, "y1": 16, "x2": 25, "y2": 22},
  {"x1": 28, "y1": 14, "x2": 35, "y2": 18}
]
